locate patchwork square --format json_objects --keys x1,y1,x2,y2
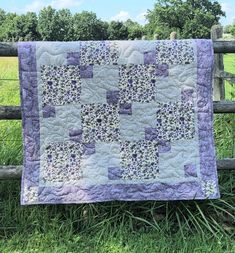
[
  {"x1": 41, "y1": 141, "x2": 84, "y2": 183},
  {"x1": 156, "y1": 101, "x2": 195, "y2": 141},
  {"x1": 184, "y1": 164, "x2": 197, "y2": 177},
  {"x1": 19, "y1": 40, "x2": 219, "y2": 204},
  {"x1": 42, "y1": 105, "x2": 56, "y2": 118},
  {"x1": 120, "y1": 140, "x2": 159, "y2": 180},
  {"x1": 119, "y1": 64, "x2": 168, "y2": 103},
  {"x1": 41, "y1": 65, "x2": 81, "y2": 106},
  {"x1": 81, "y1": 104, "x2": 120, "y2": 142},
  {"x1": 108, "y1": 167, "x2": 123, "y2": 180},
  {"x1": 67, "y1": 52, "x2": 80, "y2": 65},
  {"x1": 80, "y1": 41, "x2": 119, "y2": 65},
  {"x1": 80, "y1": 65, "x2": 93, "y2": 78},
  {"x1": 156, "y1": 40, "x2": 195, "y2": 65}
]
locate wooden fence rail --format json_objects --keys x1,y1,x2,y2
[
  {"x1": 0, "y1": 158, "x2": 234, "y2": 180},
  {"x1": 0, "y1": 101, "x2": 235, "y2": 120},
  {"x1": 1, "y1": 40, "x2": 235, "y2": 56}
]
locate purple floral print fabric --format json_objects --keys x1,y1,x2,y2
[{"x1": 18, "y1": 40, "x2": 220, "y2": 205}]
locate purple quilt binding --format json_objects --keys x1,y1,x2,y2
[
  {"x1": 19, "y1": 42, "x2": 41, "y2": 205},
  {"x1": 19, "y1": 40, "x2": 219, "y2": 205}
]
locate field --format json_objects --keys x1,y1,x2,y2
[{"x1": 0, "y1": 55, "x2": 234, "y2": 253}]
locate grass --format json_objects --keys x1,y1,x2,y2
[
  {"x1": 224, "y1": 54, "x2": 235, "y2": 101},
  {"x1": 0, "y1": 56, "x2": 234, "y2": 252}
]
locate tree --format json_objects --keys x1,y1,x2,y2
[
  {"x1": 146, "y1": 0, "x2": 225, "y2": 39},
  {"x1": 0, "y1": 12, "x2": 39, "y2": 41},
  {"x1": 124, "y1": 19, "x2": 144, "y2": 39},
  {"x1": 38, "y1": 6, "x2": 57, "y2": 40},
  {"x1": 19, "y1": 12, "x2": 39, "y2": 41},
  {"x1": 231, "y1": 24, "x2": 235, "y2": 37},
  {"x1": 107, "y1": 21, "x2": 128, "y2": 40},
  {"x1": 54, "y1": 9, "x2": 73, "y2": 41},
  {"x1": 0, "y1": 12, "x2": 16, "y2": 41},
  {"x1": 0, "y1": 9, "x2": 6, "y2": 23},
  {"x1": 38, "y1": 7, "x2": 74, "y2": 41},
  {"x1": 73, "y1": 11, "x2": 108, "y2": 40},
  {"x1": 223, "y1": 25, "x2": 232, "y2": 34}
]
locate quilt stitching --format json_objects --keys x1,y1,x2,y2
[{"x1": 19, "y1": 40, "x2": 219, "y2": 204}]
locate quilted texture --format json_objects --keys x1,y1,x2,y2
[{"x1": 18, "y1": 40, "x2": 220, "y2": 205}]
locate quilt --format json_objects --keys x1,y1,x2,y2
[{"x1": 19, "y1": 40, "x2": 220, "y2": 204}]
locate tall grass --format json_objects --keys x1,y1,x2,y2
[{"x1": 0, "y1": 56, "x2": 234, "y2": 253}]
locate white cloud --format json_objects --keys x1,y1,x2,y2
[
  {"x1": 135, "y1": 11, "x2": 147, "y2": 25},
  {"x1": 221, "y1": 2, "x2": 230, "y2": 13},
  {"x1": 24, "y1": 0, "x2": 82, "y2": 12},
  {"x1": 50, "y1": 0, "x2": 82, "y2": 9},
  {"x1": 111, "y1": 11, "x2": 130, "y2": 22},
  {"x1": 110, "y1": 10, "x2": 148, "y2": 24},
  {"x1": 25, "y1": 1, "x2": 45, "y2": 12}
]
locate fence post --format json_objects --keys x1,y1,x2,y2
[
  {"x1": 154, "y1": 34, "x2": 159, "y2": 40},
  {"x1": 170, "y1": 31, "x2": 177, "y2": 40},
  {"x1": 211, "y1": 25, "x2": 225, "y2": 101}
]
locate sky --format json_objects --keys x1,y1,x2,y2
[{"x1": 1, "y1": 0, "x2": 235, "y2": 26}]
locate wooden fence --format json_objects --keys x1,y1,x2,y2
[{"x1": 0, "y1": 34, "x2": 235, "y2": 180}]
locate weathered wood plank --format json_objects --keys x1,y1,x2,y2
[
  {"x1": 0, "y1": 166, "x2": 22, "y2": 179},
  {"x1": 211, "y1": 25, "x2": 225, "y2": 100},
  {"x1": 0, "y1": 101, "x2": 234, "y2": 120},
  {"x1": 217, "y1": 159, "x2": 235, "y2": 170},
  {"x1": 0, "y1": 159, "x2": 234, "y2": 179},
  {"x1": 213, "y1": 40, "x2": 235, "y2": 53},
  {"x1": 0, "y1": 106, "x2": 21, "y2": 119},
  {"x1": 0, "y1": 42, "x2": 18, "y2": 56},
  {"x1": 215, "y1": 71, "x2": 235, "y2": 81},
  {"x1": 0, "y1": 41, "x2": 235, "y2": 56},
  {"x1": 213, "y1": 101, "x2": 235, "y2": 113}
]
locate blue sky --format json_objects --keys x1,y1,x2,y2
[{"x1": 2, "y1": 0, "x2": 235, "y2": 25}]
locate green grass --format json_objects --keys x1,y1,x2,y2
[
  {"x1": 224, "y1": 54, "x2": 235, "y2": 100},
  {"x1": 0, "y1": 56, "x2": 234, "y2": 253}
]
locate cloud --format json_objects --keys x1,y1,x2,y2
[
  {"x1": 25, "y1": 1, "x2": 45, "y2": 12},
  {"x1": 135, "y1": 11, "x2": 147, "y2": 25},
  {"x1": 50, "y1": 0, "x2": 82, "y2": 9},
  {"x1": 221, "y1": 2, "x2": 230, "y2": 13},
  {"x1": 110, "y1": 10, "x2": 148, "y2": 24},
  {"x1": 111, "y1": 11, "x2": 130, "y2": 22},
  {"x1": 24, "y1": 0, "x2": 83, "y2": 12}
]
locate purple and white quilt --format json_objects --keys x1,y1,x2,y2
[{"x1": 19, "y1": 40, "x2": 220, "y2": 205}]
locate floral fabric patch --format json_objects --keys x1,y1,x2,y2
[
  {"x1": 120, "y1": 140, "x2": 159, "y2": 180},
  {"x1": 41, "y1": 65, "x2": 81, "y2": 107},
  {"x1": 41, "y1": 141, "x2": 84, "y2": 183},
  {"x1": 156, "y1": 40, "x2": 195, "y2": 65}
]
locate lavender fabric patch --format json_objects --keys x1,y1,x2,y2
[
  {"x1": 19, "y1": 40, "x2": 219, "y2": 205},
  {"x1": 184, "y1": 164, "x2": 197, "y2": 178},
  {"x1": 67, "y1": 52, "x2": 80, "y2": 65},
  {"x1": 144, "y1": 51, "x2": 156, "y2": 64},
  {"x1": 42, "y1": 105, "x2": 56, "y2": 118},
  {"x1": 80, "y1": 65, "x2": 93, "y2": 78}
]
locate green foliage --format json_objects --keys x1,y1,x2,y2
[
  {"x1": 0, "y1": 11, "x2": 39, "y2": 42},
  {"x1": 0, "y1": 8, "x2": 6, "y2": 23},
  {"x1": 223, "y1": 25, "x2": 232, "y2": 34},
  {"x1": 230, "y1": 22, "x2": 235, "y2": 38},
  {"x1": 0, "y1": 7, "x2": 145, "y2": 41},
  {"x1": 38, "y1": 6, "x2": 73, "y2": 41},
  {"x1": 0, "y1": 0, "x2": 226, "y2": 41},
  {"x1": 146, "y1": 0, "x2": 225, "y2": 39},
  {"x1": 54, "y1": 9, "x2": 74, "y2": 41},
  {"x1": 73, "y1": 11, "x2": 108, "y2": 40},
  {"x1": 124, "y1": 19, "x2": 144, "y2": 39},
  {"x1": 107, "y1": 21, "x2": 129, "y2": 40}
]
